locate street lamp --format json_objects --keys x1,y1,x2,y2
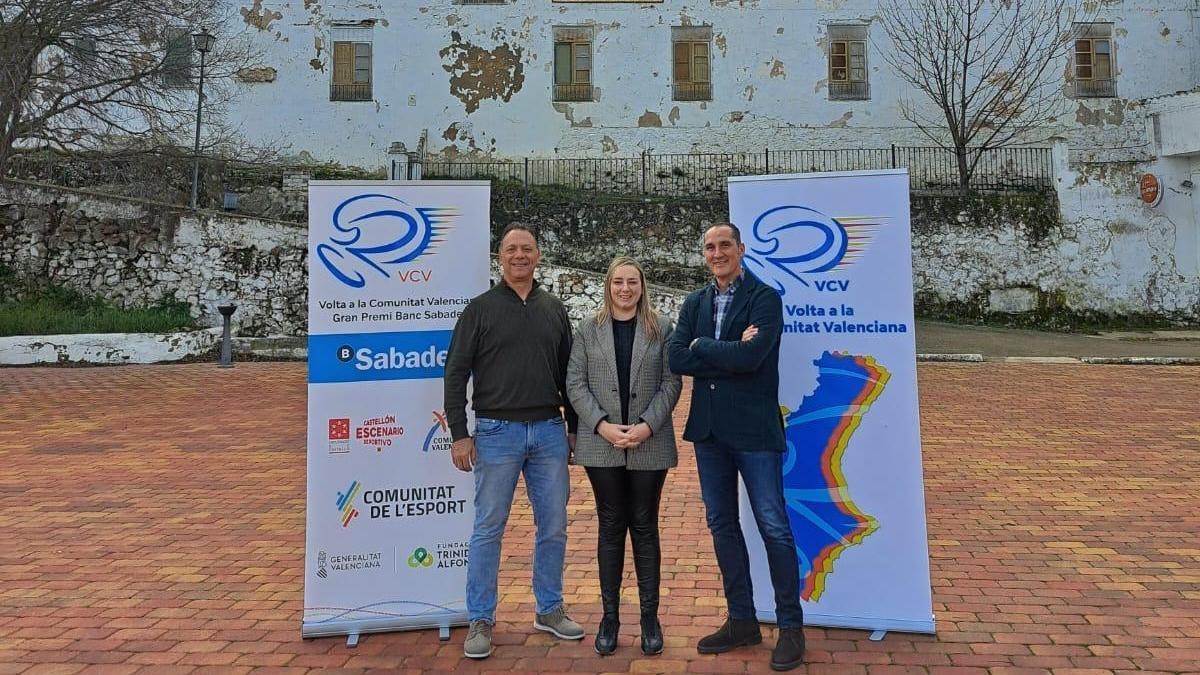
[{"x1": 189, "y1": 28, "x2": 216, "y2": 210}]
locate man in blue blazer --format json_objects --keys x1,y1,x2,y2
[{"x1": 669, "y1": 222, "x2": 805, "y2": 671}]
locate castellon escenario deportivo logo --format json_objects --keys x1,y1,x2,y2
[
  {"x1": 316, "y1": 193, "x2": 457, "y2": 288},
  {"x1": 742, "y1": 205, "x2": 881, "y2": 296}
]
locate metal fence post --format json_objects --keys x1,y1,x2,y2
[
  {"x1": 891, "y1": 144, "x2": 897, "y2": 169},
  {"x1": 764, "y1": 147, "x2": 770, "y2": 174},
  {"x1": 523, "y1": 157, "x2": 530, "y2": 209},
  {"x1": 641, "y1": 150, "x2": 647, "y2": 195}
]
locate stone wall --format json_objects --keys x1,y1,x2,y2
[
  {"x1": 0, "y1": 182, "x2": 308, "y2": 335},
  {"x1": 0, "y1": 182, "x2": 678, "y2": 336},
  {"x1": 1, "y1": 177, "x2": 1196, "y2": 339}
]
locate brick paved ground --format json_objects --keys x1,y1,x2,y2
[{"x1": 0, "y1": 363, "x2": 1197, "y2": 674}]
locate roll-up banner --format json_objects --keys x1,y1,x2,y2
[
  {"x1": 303, "y1": 181, "x2": 490, "y2": 639},
  {"x1": 727, "y1": 170, "x2": 935, "y2": 634}
]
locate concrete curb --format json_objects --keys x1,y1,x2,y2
[
  {"x1": 917, "y1": 353, "x2": 985, "y2": 362},
  {"x1": 1080, "y1": 356, "x2": 1200, "y2": 366}
]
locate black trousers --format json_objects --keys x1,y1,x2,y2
[{"x1": 585, "y1": 466, "x2": 668, "y2": 619}]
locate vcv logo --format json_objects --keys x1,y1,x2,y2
[
  {"x1": 336, "y1": 480, "x2": 362, "y2": 527},
  {"x1": 316, "y1": 550, "x2": 328, "y2": 579},
  {"x1": 422, "y1": 411, "x2": 452, "y2": 453},
  {"x1": 407, "y1": 547, "x2": 435, "y2": 568},
  {"x1": 742, "y1": 205, "x2": 882, "y2": 296},
  {"x1": 316, "y1": 193, "x2": 457, "y2": 288}
]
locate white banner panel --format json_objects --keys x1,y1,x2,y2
[
  {"x1": 727, "y1": 170, "x2": 935, "y2": 634},
  {"x1": 303, "y1": 181, "x2": 490, "y2": 639}
]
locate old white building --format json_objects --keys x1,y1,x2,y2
[
  {"x1": 221, "y1": 1, "x2": 1198, "y2": 163},
  {"x1": 213, "y1": 0, "x2": 1200, "y2": 320}
]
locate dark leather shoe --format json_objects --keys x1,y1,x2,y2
[
  {"x1": 697, "y1": 618, "x2": 762, "y2": 654},
  {"x1": 770, "y1": 627, "x2": 806, "y2": 671},
  {"x1": 639, "y1": 615, "x2": 663, "y2": 655},
  {"x1": 594, "y1": 617, "x2": 619, "y2": 655}
]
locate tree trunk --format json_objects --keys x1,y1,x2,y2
[{"x1": 955, "y1": 145, "x2": 971, "y2": 198}]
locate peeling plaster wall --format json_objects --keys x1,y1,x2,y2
[{"x1": 225, "y1": 1, "x2": 1198, "y2": 164}]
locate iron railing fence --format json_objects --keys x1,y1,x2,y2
[
  {"x1": 4, "y1": 145, "x2": 1054, "y2": 218},
  {"x1": 330, "y1": 83, "x2": 372, "y2": 102},
  {"x1": 552, "y1": 83, "x2": 595, "y2": 102},
  {"x1": 672, "y1": 82, "x2": 712, "y2": 101},
  {"x1": 424, "y1": 145, "x2": 1054, "y2": 197}
]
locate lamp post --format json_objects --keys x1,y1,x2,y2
[{"x1": 189, "y1": 28, "x2": 216, "y2": 210}]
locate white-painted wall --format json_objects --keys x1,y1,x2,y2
[{"x1": 223, "y1": 1, "x2": 1199, "y2": 165}]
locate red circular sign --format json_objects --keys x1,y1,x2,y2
[{"x1": 1140, "y1": 174, "x2": 1162, "y2": 206}]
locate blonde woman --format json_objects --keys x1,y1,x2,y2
[{"x1": 566, "y1": 256, "x2": 682, "y2": 656}]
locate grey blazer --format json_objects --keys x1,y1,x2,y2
[{"x1": 566, "y1": 312, "x2": 682, "y2": 470}]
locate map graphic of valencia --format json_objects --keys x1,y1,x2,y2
[{"x1": 781, "y1": 351, "x2": 889, "y2": 601}]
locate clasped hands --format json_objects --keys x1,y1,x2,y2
[{"x1": 597, "y1": 420, "x2": 652, "y2": 449}]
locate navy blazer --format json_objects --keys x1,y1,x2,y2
[{"x1": 669, "y1": 271, "x2": 786, "y2": 451}]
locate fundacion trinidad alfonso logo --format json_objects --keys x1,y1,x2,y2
[
  {"x1": 742, "y1": 205, "x2": 882, "y2": 296},
  {"x1": 407, "y1": 547, "x2": 435, "y2": 568},
  {"x1": 316, "y1": 193, "x2": 457, "y2": 288}
]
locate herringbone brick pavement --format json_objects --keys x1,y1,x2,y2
[{"x1": 0, "y1": 363, "x2": 1197, "y2": 674}]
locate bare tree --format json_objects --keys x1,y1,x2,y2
[
  {"x1": 879, "y1": 0, "x2": 1087, "y2": 195},
  {"x1": 0, "y1": 0, "x2": 257, "y2": 176}
]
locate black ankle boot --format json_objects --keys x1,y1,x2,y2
[
  {"x1": 770, "y1": 627, "x2": 806, "y2": 671},
  {"x1": 696, "y1": 618, "x2": 762, "y2": 654},
  {"x1": 639, "y1": 614, "x2": 663, "y2": 655},
  {"x1": 594, "y1": 615, "x2": 619, "y2": 655}
]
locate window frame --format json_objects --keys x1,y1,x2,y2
[
  {"x1": 331, "y1": 40, "x2": 373, "y2": 102},
  {"x1": 827, "y1": 25, "x2": 870, "y2": 101},
  {"x1": 1071, "y1": 24, "x2": 1116, "y2": 98},
  {"x1": 672, "y1": 40, "x2": 711, "y2": 101},
  {"x1": 552, "y1": 30, "x2": 594, "y2": 102},
  {"x1": 161, "y1": 28, "x2": 193, "y2": 89}
]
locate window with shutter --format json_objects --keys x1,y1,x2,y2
[
  {"x1": 828, "y1": 25, "x2": 869, "y2": 100},
  {"x1": 162, "y1": 28, "x2": 193, "y2": 88},
  {"x1": 331, "y1": 40, "x2": 372, "y2": 101},
  {"x1": 1072, "y1": 23, "x2": 1116, "y2": 98},
  {"x1": 671, "y1": 26, "x2": 712, "y2": 101},
  {"x1": 553, "y1": 26, "x2": 595, "y2": 101}
]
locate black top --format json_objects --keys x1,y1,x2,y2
[
  {"x1": 612, "y1": 316, "x2": 637, "y2": 424},
  {"x1": 443, "y1": 280, "x2": 579, "y2": 441}
]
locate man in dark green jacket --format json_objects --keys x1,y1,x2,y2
[{"x1": 444, "y1": 223, "x2": 582, "y2": 659}]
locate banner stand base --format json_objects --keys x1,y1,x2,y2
[
  {"x1": 302, "y1": 612, "x2": 470, "y2": 641},
  {"x1": 755, "y1": 610, "x2": 936, "y2": 636}
]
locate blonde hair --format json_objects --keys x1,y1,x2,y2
[{"x1": 597, "y1": 256, "x2": 662, "y2": 342}]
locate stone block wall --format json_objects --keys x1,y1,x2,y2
[
  {"x1": 0, "y1": 183, "x2": 308, "y2": 335},
  {"x1": 1, "y1": 177, "x2": 1195, "y2": 339}
]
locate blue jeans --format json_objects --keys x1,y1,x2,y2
[
  {"x1": 467, "y1": 416, "x2": 570, "y2": 622},
  {"x1": 694, "y1": 439, "x2": 804, "y2": 628}
]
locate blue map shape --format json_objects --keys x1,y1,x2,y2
[{"x1": 781, "y1": 351, "x2": 888, "y2": 600}]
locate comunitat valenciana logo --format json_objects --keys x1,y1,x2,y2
[
  {"x1": 316, "y1": 193, "x2": 457, "y2": 289},
  {"x1": 422, "y1": 411, "x2": 452, "y2": 453},
  {"x1": 742, "y1": 205, "x2": 882, "y2": 296},
  {"x1": 407, "y1": 547, "x2": 435, "y2": 568}
]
